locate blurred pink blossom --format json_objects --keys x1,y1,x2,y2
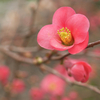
[
  {"x1": 54, "y1": 64, "x2": 75, "y2": 82},
  {"x1": 69, "y1": 91, "x2": 78, "y2": 100},
  {"x1": 0, "y1": 65, "x2": 10, "y2": 85},
  {"x1": 90, "y1": 15, "x2": 100, "y2": 31},
  {"x1": 30, "y1": 87, "x2": 44, "y2": 100},
  {"x1": 54, "y1": 64, "x2": 67, "y2": 75},
  {"x1": 93, "y1": 48, "x2": 100, "y2": 55},
  {"x1": 62, "y1": 97, "x2": 70, "y2": 100},
  {"x1": 41, "y1": 74, "x2": 65, "y2": 96},
  {"x1": 89, "y1": 64, "x2": 97, "y2": 79},
  {"x1": 11, "y1": 79, "x2": 25, "y2": 93}
]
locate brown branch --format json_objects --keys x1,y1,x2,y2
[
  {"x1": 8, "y1": 45, "x2": 40, "y2": 53},
  {"x1": 87, "y1": 40, "x2": 100, "y2": 48},
  {"x1": 51, "y1": 40, "x2": 100, "y2": 60},
  {"x1": 0, "y1": 40, "x2": 100, "y2": 64},
  {"x1": 0, "y1": 47, "x2": 33, "y2": 64},
  {"x1": 0, "y1": 42, "x2": 100, "y2": 94},
  {"x1": 75, "y1": 51, "x2": 100, "y2": 58}
]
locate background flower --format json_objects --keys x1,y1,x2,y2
[
  {"x1": 41, "y1": 74, "x2": 65, "y2": 96},
  {"x1": 0, "y1": 65, "x2": 10, "y2": 85},
  {"x1": 11, "y1": 79, "x2": 25, "y2": 94},
  {"x1": 30, "y1": 87, "x2": 44, "y2": 100}
]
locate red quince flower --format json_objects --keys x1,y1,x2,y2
[{"x1": 37, "y1": 7, "x2": 90, "y2": 54}]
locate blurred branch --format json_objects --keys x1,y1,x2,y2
[
  {"x1": 75, "y1": 51, "x2": 100, "y2": 58},
  {"x1": 52, "y1": 40, "x2": 100, "y2": 60},
  {"x1": 10, "y1": 46, "x2": 40, "y2": 52},
  {"x1": 23, "y1": 0, "x2": 41, "y2": 46},
  {"x1": 0, "y1": 47, "x2": 100, "y2": 95},
  {"x1": 0, "y1": 45, "x2": 41, "y2": 53},
  {"x1": 0, "y1": 40, "x2": 100, "y2": 64},
  {"x1": 0, "y1": 47, "x2": 34, "y2": 64},
  {"x1": 0, "y1": 40, "x2": 100, "y2": 95}
]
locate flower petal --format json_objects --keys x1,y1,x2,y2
[
  {"x1": 68, "y1": 34, "x2": 89, "y2": 54},
  {"x1": 77, "y1": 61, "x2": 92, "y2": 74},
  {"x1": 71, "y1": 64, "x2": 86, "y2": 82},
  {"x1": 53, "y1": 7, "x2": 76, "y2": 28},
  {"x1": 66, "y1": 14, "x2": 90, "y2": 44},
  {"x1": 50, "y1": 38, "x2": 74, "y2": 51},
  {"x1": 37, "y1": 24, "x2": 57, "y2": 50}
]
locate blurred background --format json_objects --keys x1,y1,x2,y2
[{"x1": 0, "y1": 0, "x2": 100, "y2": 100}]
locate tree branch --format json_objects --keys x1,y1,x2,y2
[
  {"x1": 51, "y1": 40, "x2": 100, "y2": 60},
  {"x1": 0, "y1": 41, "x2": 100, "y2": 94},
  {"x1": 0, "y1": 40, "x2": 100, "y2": 64}
]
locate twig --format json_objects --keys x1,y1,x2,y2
[
  {"x1": 51, "y1": 40, "x2": 100, "y2": 60},
  {"x1": 0, "y1": 47, "x2": 33, "y2": 64},
  {"x1": 0, "y1": 41, "x2": 100, "y2": 94},
  {"x1": 0, "y1": 40, "x2": 100, "y2": 64},
  {"x1": 76, "y1": 51, "x2": 100, "y2": 58},
  {"x1": 87, "y1": 40, "x2": 100, "y2": 48},
  {"x1": 1, "y1": 45, "x2": 40, "y2": 53}
]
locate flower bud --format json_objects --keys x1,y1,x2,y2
[{"x1": 70, "y1": 61, "x2": 92, "y2": 83}]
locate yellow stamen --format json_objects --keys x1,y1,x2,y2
[
  {"x1": 57, "y1": 27, "x2": 74, "y2": 46},
  {"x1": 49, "y1": 83, "x2": 56, "y2": 91}
]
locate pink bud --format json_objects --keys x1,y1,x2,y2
[
  {"x1": 70, "y1": 61, "x2": 92, "y2": 83},
  {"x1": 11, "y1": 79, "x2": 25, "y2": 93}
]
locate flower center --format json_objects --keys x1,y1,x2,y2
[
  {"x1": 57, "y1": 27, "x2": 74, "y2": 46},
  {"x1": 49, "y1": 83, "x2": 56, "y2": 91}
]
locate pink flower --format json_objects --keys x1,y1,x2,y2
[
  {"x1": 54, "y1": 64, "x2": 67, "y2": 75},
  {"x1": 70, "y1": 61, "x2": 92, "y2": 83},
  {"x1": 11, "y1": 79, "x2": 25, "y2": 93},
  {"x1": 69, "y1": 91, "x2": 78, "y2": 100},
  {"x1": 90, "y1": 15, "x2": 100, "y2": 31},
  {"x1": 0, "y1": 66, "x2": 10, "y2": 85},
  {"x1": 62, "y1": 97, "x2": 70, "y2": 100},
  {"x1": 51, "y1": 96, "x2": 70, "y2": 100},
  {"x1": 50, "y1": 97, "x2": 57, "y2": 100},
  {"x1": 89, "y1": 64, "x2": 97, "y2": 79},
  {"x1": 54, "y1": 64, "x2": 75, "y2": 82},
  {"x1": 37, "y1": 7, "x2": 89, "y2": 54},
  {"x1": 93, "y1": 48, "x2": 100, "y2": 55},
  {"x1": 30, "y1": 88, "x2": 44, "y2": 100},
  {"x1": 41, "y1": 74, "x2": 65, "y2": 96}
]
